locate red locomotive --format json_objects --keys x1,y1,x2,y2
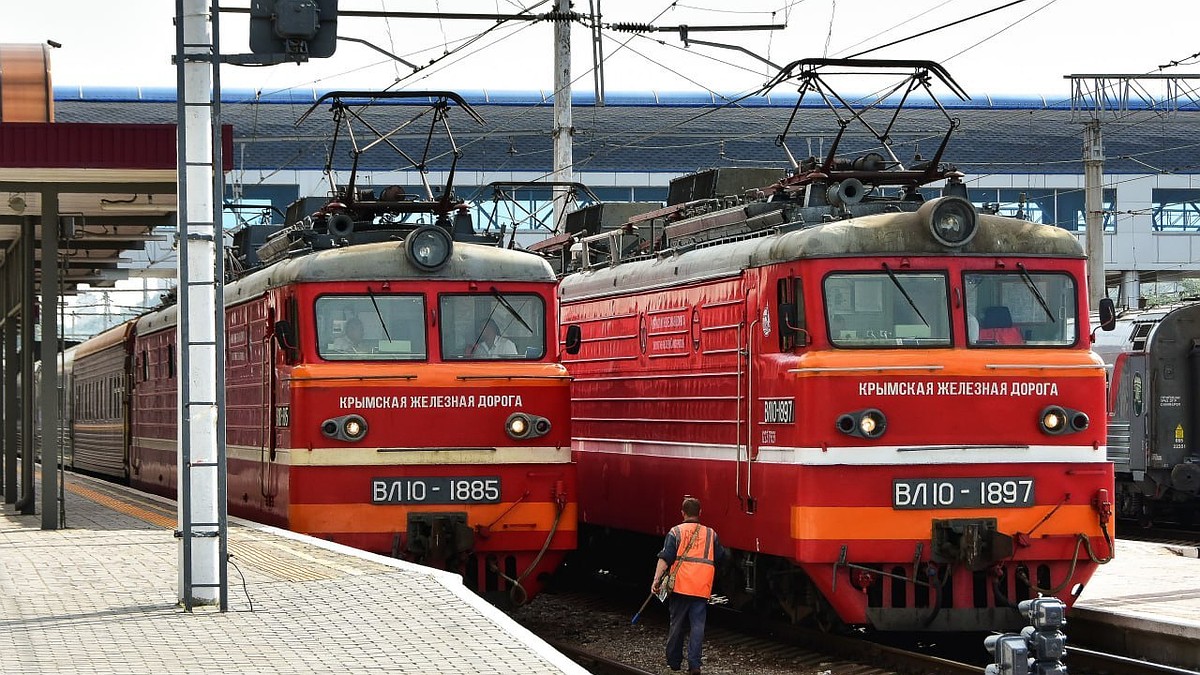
[
  {"x1": 66, "y1": 92, "x2": 576, "y2": 604},
  {"x1": 552, "y1": 60, "x2": 1116, "y2": 630}
]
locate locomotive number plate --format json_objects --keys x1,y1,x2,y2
[
  {"x1": 893, "y1": 477, "x2": 1034, "y2": 510},
  {"x1": 372, "y1": 476, "x2": 501, "y2": 505}
]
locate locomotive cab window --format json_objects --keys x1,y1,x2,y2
[
  {"x1": 316, "y1": 295, "x2": 427, "y2": 360},
  {"x1": 824, "y1": 272, "x2": 950, "y2": 347},
  {"x1": 964, "y1": 272, "x2": 1076, "y2": 347},
  {"x1": 440, "y1": 293, "x2": 546, "y2": 360}
]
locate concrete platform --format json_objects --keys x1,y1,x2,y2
[
  {"x1": 0, "y1": 471, "x2": 589, "y2": 675},
  {"x1": 1071, "y1": 537, "x2": 1200, "y2": 671}
]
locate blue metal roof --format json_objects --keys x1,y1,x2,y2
[
  {"x1": 50, "y1": 88, "x2": 1200, "y2": 177},
  {"x1": 52, "y1": 86, "x2": 1079, "y2": 110}
]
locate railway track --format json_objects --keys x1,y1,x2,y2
[
  {"x1": 517, "y1": 585, "x2": 1194, "y2": 675},
  {"x1": 1120, "y1": 526, "x2": 1200, "y2": 549}
]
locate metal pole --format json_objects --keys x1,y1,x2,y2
[
  {"x1": 17, "y1": 215, "x2": 36, "y2": 514},
  {"x1": 3, "y1": 243, "x2": 18, "y2": 504},
  {"x1": 0, "y1": 252, "x2": 8, "y2": 501},
  {"x1": 39, "y1": 192, "x2": 60, "y2": 529},
  {"x1": 176, "y1": 0, "x2": 224, "y2": 608},
  {"x1": 588, "y1": 0, "x2": 605, "y2": 107},
  {"x1": 1083, "y1": 119, "x2": 1105, "y2": 307},
  {"x1": 551, "y1": 0, "x2": 574, "y2": 234}
]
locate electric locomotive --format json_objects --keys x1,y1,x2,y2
[
  {"x1": 551, "y1": 60, "x2": 1116, "y2": 631},
  {"x1": 1093, "y1": 301, "x2": 1200, "y2": 525},
  {"x1": 67, "y1": 92, "x2": 576, "y2": 605}
]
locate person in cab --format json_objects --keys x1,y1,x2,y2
[{"x1": 331, "y1": 317, "x2": 370, "y2": 354}]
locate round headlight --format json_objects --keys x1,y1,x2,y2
[
  {"x1": 405, "y1": 225, "x2": 453, "y2": 271},
  {"x1": 919, "y1": 196, "x2": 978, "y2": 247},
  {"x1": 506, "y1": 413, "x2": 531, "y2": 439},
  {"x1": 343, "y1": 415, "x2": 367, "y2": 440},
  {"x1": 860, "y1": 409, "x2": 886, "y2": 438},
  {"x1": 1040, "y1": 406, "x2": 1068, "y2": 435}
]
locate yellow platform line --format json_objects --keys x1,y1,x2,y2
[{"x1": 66, "y1": 481, "x2": 176, "y2": 529}]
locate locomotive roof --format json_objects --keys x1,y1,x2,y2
[
  {"x1": 559, "y1": 210, "x2": 1084, "y2": 301},
  {"x1": 136, "y1": 240, "x2": 554, "y2": 333},
  {"x1": 1092, "y1": 300, "x2": 1200, "y2": 362},
  {"x1": 72, "y1": 321, "x2": 133, "y2": 360}
]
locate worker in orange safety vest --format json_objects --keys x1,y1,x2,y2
[{"x1": 650, "y1": 496, "x2": 726, "y2": 675}]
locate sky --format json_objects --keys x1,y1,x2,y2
[{"x1": 1, "y1": 0, "x2": 1197, "y2": 100}]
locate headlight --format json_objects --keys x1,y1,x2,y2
[
  {"x1": 405, "y1": 224, "x2": 453, "y2": 271},
  {"x1": 506, "y1": 413, "x2": 531, "y2": 439},
  {"x1": 343, "y1": 415, "x2": 367, "y2": 440},
  {"x1": 321, "y1": 414, "x2": 368, "y2": 442},
  {"x1": 836, "y1": 408, "x2": 887, "y2": 439},
  {"x1": 1040, "y1": 406, "x2": 1068, "y2": 435},
  {"x1": 506, "y1": 412, "x2": 552, "y2": 440},
  {"x1": 1039, "y1": 406, "x2": 1089, "y2": 435},
  {"x1": 919, "y1": 196, "x2": 978, "y2": 247}
]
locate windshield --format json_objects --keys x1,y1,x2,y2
[
  {"x1": 440, "y1": 293, "x2": 546, "y2": 360},
  {"x1": 316, "y1": 295, "x2": 427, "y2": 360},
  {"x1": 825, "y1": 272, "x2": 951, "y2": 347},
  {"x1": 965, "y1": 272, "x2": 1077, "y2": 347}
]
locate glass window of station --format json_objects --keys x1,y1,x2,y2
[
  {"x1": 1152, "y1": 188, "x2": 1200, "y2": 231},
  {"x1": 316, "y1": 295, "x2": 427, "y2": 360},
  {"x1": 963, "y1": 272, "x2": 1077, "y2": 347},
  {"x1": 921, "y1": 187, "x2": 1117, "y2": 232},
  {"x1": 439, "y1": 293, "x2": 546, "y2": 360},
  {"x1": 824, "y1": 272, "x2": 951, "y2": 347}
]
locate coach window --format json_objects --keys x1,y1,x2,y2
[
  {"x1": 315, "y1": 295, "x2": 427, "y2": 360},
  {"x1": 964, "y1": 272, "x2": 1076, "y2": 347},
  {"x1": 824, "y1": 272, "x2": 950, "y2": 347},
  {"x1": 439, "y1": 293, "x2": 545, "y2": 360}
]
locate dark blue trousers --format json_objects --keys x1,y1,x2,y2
[{"x1": 666, "y1": 593, "x2": 708, "y2": 672}]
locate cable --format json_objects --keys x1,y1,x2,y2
[
  {"x1": 228, "y1": 554, "x2": 255, "y2": 612},
  {"x1": 848, "y1": 0, "x2": 1031, "y2": 59},
  {"x1": 832, "y1": 0, "x2": 955, "y2": 58},
  {"x1": 940, "y1": 0, "x2": 1061, "y2": 66}
]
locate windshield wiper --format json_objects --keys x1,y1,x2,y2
[
  {"x1": 882, "y1": 263, "x2": 928, "y2": 327},
  {"x1": 366, "y1": 287, "x2": 394, "y2": 341},
  {"x1": 490, "y1": 286, "x2": 533, "y2": 333},
  {"x1": 1016, "y1": 263, "x2": 1055, "y2": 322}
]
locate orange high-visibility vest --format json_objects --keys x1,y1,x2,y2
[{"x1": 670, "y1": 522, "x2": 716, "y2": 598}]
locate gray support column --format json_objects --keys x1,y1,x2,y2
[
  {"x1": 176, "y1": 0, "x2": 228, "y2": 610},
  {"x1": 0, "y1": 247, "x2": 8, "y2": 500},
  {"x1": 551, "y1": 0, "x2": 573, "y2": 233},
  {"x1": 3, "y1": 241, "x2": 18, "y2": 504},
  {"x1": 1083, "y1": 119, "x2": 1105, "y2": 307},
  {"x1": 40, "y1": 193, "x2": 60, "y2": 529},
  {"x1": 17, "y1": 216, "x2": 36, "y2": 514},
  {"x1": 1121, "y1": 271, "x2": 1141, "y2": 310}
]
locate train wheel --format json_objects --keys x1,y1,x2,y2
[
  {"x1": 1113, "y1": 487, "x2": 1142, "y2": 521},
  {"x1": 808, "y1": 589, "x2": 847, "y2": 634}
]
